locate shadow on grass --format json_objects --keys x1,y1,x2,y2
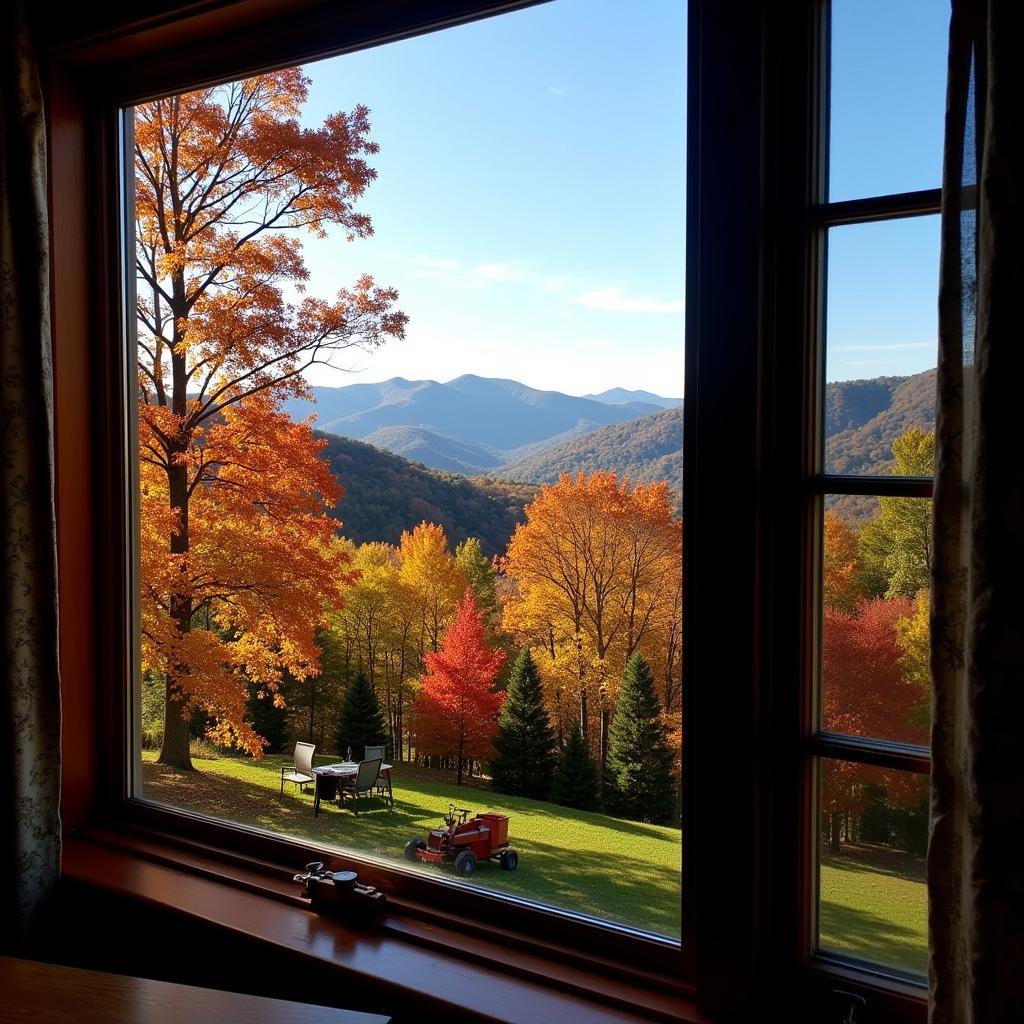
[
  {"x1": 142, "y1": 760, "x2": 682, "y2": 939},
  {"x1": 819, "y1": 899, "x2": 926, "y2": 976},
  {"x1": 821, "y1": 843, "x2": 925, "y2": 885}
]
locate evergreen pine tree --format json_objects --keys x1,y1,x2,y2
[
  {"x1": 551, "y1": 721, "x2": 601, "y2": 811},
  {"x1": 605, "y1": 653, "x2": 677, "y2": 825},
  {"x1": 489, "y1": 648, "x2": 557, "y2": 798},
  {"x1": 335, "y1": 667, "x2": 388, "y2": 760},
  {"x1": 246, "y1": 682, "x2": 288, "y2": 753}
]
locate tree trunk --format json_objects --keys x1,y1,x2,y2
[
  {"x1": 307, "y1": 677, "x2": 315, "y2": 745},
  {"x1": 457, "y1": 732, "x2": 465, "y2": 786},
  {"x1": 579, "y1": 689, "x2": 589, "y2": 742},
  {"x1": 830, "y1": 811, "x2": 842, "y2": 853},
  {"x1": 599, "y1": 703, "x2": 610, "y2": 777},
  {"x1": 158, "y1": 453, "x2": 194, "y2": 770},
  {"x1": 159, "y1": 677, "x2": 193, "y2": 768}
]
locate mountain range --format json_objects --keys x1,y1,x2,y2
[
  {"x1": 289, "y1": 370, "x2": 934, "y2": 545},
  {"x1": 288, "y1": 369, "x2": 931, "y2": 477},
  {"x1": 283, "y1": 375, "x2": 680, "y2": 472}
]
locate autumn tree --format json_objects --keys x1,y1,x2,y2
[
  {"x1": 502, "y1": 472, "x2": 681, "y2": 763},
  {"x1": 398, "y1": 522, "x2": 467, "y2": 654},
  {"x1": 327, "y1": 540, "x2": 421, "y2": 759},
  {"x1": 490, "y1": 648, "x2": 557, "y2": 799},
  {"x1": 604, "y1": 654, "x2": 677, "y2": 825},
  {"x1": 823, "y1": 511, "x2": 864, "y2": 612},
  {"x1": 858, "y1": 429, "x2": 935, "y2": 598},
  {"x1": 896, "y1": 589, "x2": 931, "y2": 729},
  {"x1": 413, "y1": 593, "x2": 506, "y2": 785},
  {"x1": 135, "y1": 71, "x2": 406, "y2": 768},
  {"x1": 821, "y1": 596, "x2": 926, "y2": 849}
]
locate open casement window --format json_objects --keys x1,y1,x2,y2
[
  {"x1": 52, "y1": 1, "x2": 691, "y2": 1021},
  {"x1": 687, "y1": 1, "x2": 939, "y2": 1021},
  {"x1": 46, "y1": 0, "x2": 945, "y2": 1020}
]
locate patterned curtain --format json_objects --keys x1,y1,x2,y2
[
  {"x1": 930, "y1": 3, "x2": 1024, "y2": 1021},
  {"x1": 0, "y1": 0, "x2": 62, "y2": 950}
]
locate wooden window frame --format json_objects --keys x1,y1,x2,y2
[
  {"x1": 50, "y1": 2, "x2": 694, "y2": 1021},
  {"x1": 808, "y1": 0, "x2": 939, "y2": 999},
  {"x1": 46, "y1": 0, "x2": 934, "y2": 1019}
]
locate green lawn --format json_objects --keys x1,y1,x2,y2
[
  {"x1": 141, "y1": 751, "x2": 683, "y2": 939},
  {"x1": 141, "y1": 752, "x2": 928, "y2": 968},
  {"x1": 820, "y1": 844, "x2": 927, "y2": 975}
]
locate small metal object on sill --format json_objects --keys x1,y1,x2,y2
[
  {"x1": 831, "y1": 989, "x2": 867, "y2": 1024},
  {"x1": 294, "y1": 861, "x2": 387, "y2": 919}
]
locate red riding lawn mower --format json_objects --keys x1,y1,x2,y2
[{"x1": 405, "y1": 804, "x2": 518, "y2": 876}]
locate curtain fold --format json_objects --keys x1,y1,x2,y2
[
  {"x1": 930, "y1": 3, "x2": 1024, "y2": 1021},
  {"x1": 0, "y1": 0, "x2": 62, "y2": 949}
]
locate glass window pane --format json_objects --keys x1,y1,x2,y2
[
  {"x1": 829, "y1": 0, "x2": 948, "y2": 201},
  {"x1": 133, "y1": 0, "x2": 685, "y2": 943},
  {"x1": 824, "y1": 217, "x2": 939, "y2": 475},
  {"x1": 821, "y1": 497, "x2": 931, "y2": 747},
  {"x1": 818, "y1": 758, "x2": 928, "y2": 976}
]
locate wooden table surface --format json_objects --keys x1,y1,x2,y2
[{"x1": 0, "y1": 956, "x2": 391, "y2": 1024}]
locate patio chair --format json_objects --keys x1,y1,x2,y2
[
  {"x1": 364, "y1": 745, "x2": 390, "y2": 803},
  {"x1": 280, "y1": 741, "x2": 316, "y2": 796},
  {"x1": 338, "y1": 757, "x2": 383, "y2": 815}
]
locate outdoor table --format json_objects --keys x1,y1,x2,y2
[{"x1": 313, "y1": 761, "x2": 394, "y2": 816}]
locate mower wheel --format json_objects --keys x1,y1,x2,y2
[
  {"x1": 454, "y1": 850, "x2": 477, "y2": 876},
  {"x1": 499, "y1": 849, "x2": 519, "y2": 871},
  {"x1": 404, "y1": 839, "x2": 426, "y2": 862}
]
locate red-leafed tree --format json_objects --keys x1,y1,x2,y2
[
  {"x1": 821, "y1": 597, "x2": 927, "y2": 849},
  {"x1": 413, "y1": 592, "x2": 506, "y2": 785}
]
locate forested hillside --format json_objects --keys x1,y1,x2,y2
[
  {"x1": 825, "y1": 369, "x2": 936, "y2": 474},
  {"x1": 318, "y1": 431, "x2": 536, "y2": 556},
  {"x1": 496, "y1": 407, "x2": 684, "y2": 512}
]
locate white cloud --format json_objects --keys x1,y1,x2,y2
[
  {"x1": 415, "y1": 255, "x2": 458, "y2": 271},
  {"x1": 472, "y1": 261, "x2": 524, "y2": 283},
  {"x1": 547, "y1": 86, "x2": 567, "y2": 96},
  {"x1": 410, "y1": 255, "x2": 527, "y2": 289},
  {"x1": 574, "y1": 285, "x2": 684, "y2": 315}
]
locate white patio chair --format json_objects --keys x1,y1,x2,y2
[{"x1": 280, "y1": 741, "x2": 316, "y2": 796}]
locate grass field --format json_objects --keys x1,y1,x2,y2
[
  {"x1": 141, "y1": 751, "x2": 683, "y2": 939},
  {"x1": 820, "y1": 844, "x2": 927, "y2": 975},
  {"x1": 141, "y1": 752, "x2": 928, "y2": 968}
]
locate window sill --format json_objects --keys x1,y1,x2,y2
[{"x1": 59, "y1": 829, "x2": 703, "y2": 1024}]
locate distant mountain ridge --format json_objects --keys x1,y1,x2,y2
[
  {"x1": 284, "y1": 374, "x2": 664, "y2": 453},
  {"x1": 496, "y1": 407, "x2": 684, "y2": 513},
  {"x1": 291, "y1": 370, "x2": 935, "y2": 538},
  {"x1": 583, "y1": 387, "x2": 682, "y2": 409}
]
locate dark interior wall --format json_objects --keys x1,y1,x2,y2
[{"x1": 38, "y1": 0, "x2": 240, "y2": 49}]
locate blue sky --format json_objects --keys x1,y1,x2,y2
[{"x1": 292, "y1": 0, "x2": 948, "y2": 394}]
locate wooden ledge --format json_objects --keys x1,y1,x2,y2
[
  {"x1": 60, "y1": 833, "x2": 706, "y2": 1024},
  {"x1": 0, "y1": 955, "x2": 390, "y2": 1024}
]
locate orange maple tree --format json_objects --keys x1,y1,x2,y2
[
  {"x1": 413, "y1": 593, "x2": 506, "y2": 785},
  {"x1": 822, "y1": 510, "x2": 863, "y2": 612},
  {"x1": 501, "y1": 471, "x2": 681, "y2": 757},
  {"x1": 135, "y1": 70, "x2": 407, "y2": 767}
]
